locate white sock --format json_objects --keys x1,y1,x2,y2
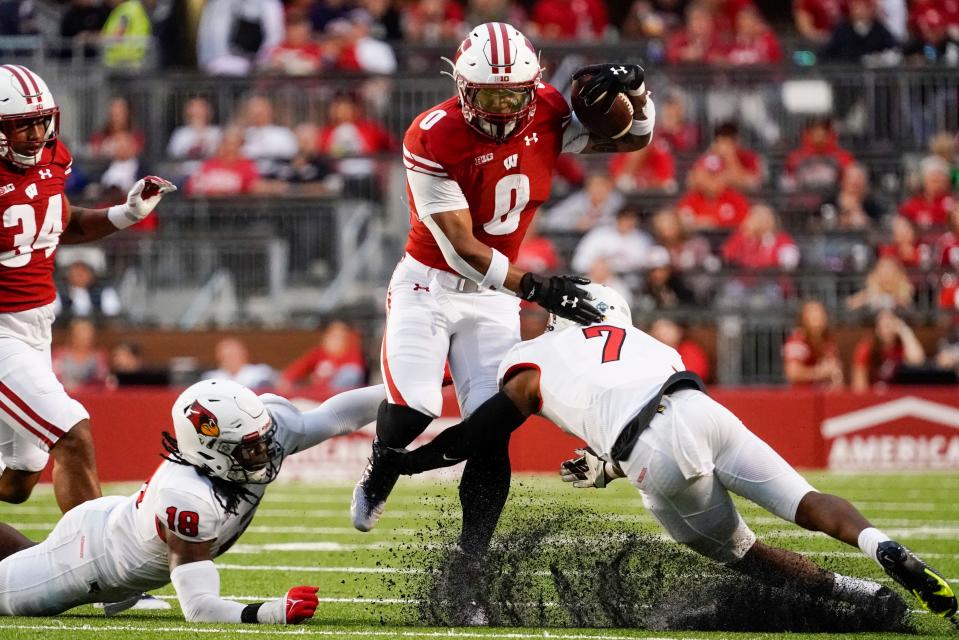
[
  {"x1": 858, "y1": 527, "x2": 892, "y2": 567},
  {"x1": 832, "y1": 572, "x2": 883, "y2": 602}
]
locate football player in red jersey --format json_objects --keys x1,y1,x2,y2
[
  {"x1": 351, "y1": 23, "x2": 656, "y2": 556},
  {"x1": 0, "y1": 65, "x2": 175, "y2": 512}
]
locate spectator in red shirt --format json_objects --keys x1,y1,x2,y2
[
  {"x1": 907, "y1": 0, "x2": 959, "y2": 42},
  {"x1": 783, "y1": 300, "x2": 844, "y2": 388},
  {"x1": 676, "y1": 154, "x2": 752, "y2": 229},
  {"x1": 877, "y1": 216, "x2": 931, "y2": 269},
  {"x1": 609, "y1": 138, "x2": 677, "y2": 193},
  {"x1": 721, "y1": 204, "x2": 800, "y2": 270},
  {"x1": 528, "y1": 0, "x2": 608, "y2": 39},
  {"x1": 851, "y1": 309, "x2": 925, "y2": 392},
  {"x1": 702, "y1": 0, "x2": 755, "y2": 33},
  {"x1": 899, "y1": 157, "x2": 956, "y2": 228},
  {"x1": 264, "y1": 12, "x2": 324, "y2": 75},
  {"x1": 317, "y1": 94, "x2": 396, "y2": 195},
  {"x1": 783, "y1": 118, "x2": 855, "y2": 192},
  {"x1": 278, "y1": 320, "x2": 367, "y2": 393},
  {"x1": 187, "y1": 127, "x2": 263, "y2": 197},
  {"x1": 656, "y1": 89, "x2": 700, "y2": 152},
  {"x1": 649, "y1": 318, "x2": 711, "y2": 381},
  {"x1": 794, "y1": 0, "x2": 845, "y2": 43},
  {"x1": 665, "y1": 2, "x2": 727, "y2": 64},
  {"x1": 692, "y1": 121, "x2": 763, "y2": 192},
  {"x1": 725, "y1": 6, "x2": 782, "y2": 65},
  {"x1": 935, "y1": 205, "x2": 959, "y2": 268},
  {"x1": 404, "y1": 0, "x2": 466, "y2": 42},
  {"x1": 88, "y1": 96, "x2": 146, "y2": 160},
  {"x1": 650, "y1": 208, "x2": 714, "y2": 271}
]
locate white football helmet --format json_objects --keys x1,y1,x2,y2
[
  {"x1": 0, "y1": 65, "x2": 59, "y2": 167},
  {"x1": 548, "y1": 283, "x2": 633, "y2": 333},
  {"x1": 447, "y1": 22, "x2": 542, "y2": 141},
  {"x1": 170, "y1": 380, "x2": 283, "y2": 485}
]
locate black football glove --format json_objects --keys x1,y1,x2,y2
[
  {"x1": 519, "y1": 273, "x2": 603, "y2": 325},
  {"x1": 572, "y1": 63, "x2": 645, "y2": 112}
]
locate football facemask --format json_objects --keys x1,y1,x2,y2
[{"x1": 224, "y1": 422, "x2": 284, "y2": 485}]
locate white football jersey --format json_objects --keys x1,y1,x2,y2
[
  {"x1": 96, "y1": 394, "x2": 309, "y2": 593},
  {"x1": 497, "y1": 320, "x2": 686, "y2": 458}
]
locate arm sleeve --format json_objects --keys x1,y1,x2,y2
[
  {"x1": 170, "y1": 560, "x2": 246, "y2": 623},
  {"x1": 403, "y1": 131, "x2": 468, "y2": 218},
  {"x1": 265, "y1": 385, "x2": 385, "y2": 452},
  {"x1": 406, "y1": 170, "x2": 469, "y2": 218}
]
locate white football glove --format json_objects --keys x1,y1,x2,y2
[
  {"x1": 256, "y1": 585, "x2": 319, "y2": 624},
  {"x1": 108, "y1": 175, "x2": 177, "y2": 229},
  {"x1": 560, "y1": 447, "x2": 625, "y2": 488}
]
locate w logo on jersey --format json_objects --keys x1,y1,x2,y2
[
  {"x1": 503, "y1": 154, "x2": 518, "y2": 170},
  {"x1": 24, "y1": 183, "x2": 37, "y2": 199}
]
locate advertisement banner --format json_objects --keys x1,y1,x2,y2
[{"x1": 821, "y1": 390, "x2": 959, "y2": 471}]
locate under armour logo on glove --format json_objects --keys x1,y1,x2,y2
[
  {"x1": 610, "y1": 66, "x2": 627, "y2": 75},
  {"x1": 561, "y1": 295, "x2": 579, "y2": 308}
]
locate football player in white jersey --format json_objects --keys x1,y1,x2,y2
[
  {"x1": 0, "y1": 380, "x2": 384, "y2": 622},
  {"x1": 382, "y1": 284, "x2": 957, "y2": 620}
]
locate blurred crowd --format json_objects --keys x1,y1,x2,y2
[
  {"x1": 53, "y1": 317, "x2": 370, "y2": 395},
  {"x1": 4, "y1": 0, "x2": 958, "y2": 70}
]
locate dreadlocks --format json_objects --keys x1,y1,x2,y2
[{"x1": 161, "y1": 431, "x2": 261, "y2": 515}]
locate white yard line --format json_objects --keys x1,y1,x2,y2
[
  {"x1": 217, "y1": 564, "x2": 425, "y2": 574},
  {"x1": 0, "y1": 623, "x2": 693, "y2": 639}
]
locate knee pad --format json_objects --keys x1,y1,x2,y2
[{"x1": 376, "y1": 402, "x2": 433, "y2": 447}]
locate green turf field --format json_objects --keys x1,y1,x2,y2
[{"x1": 0, "y1": 472, "x2": 957, "y2": 640}]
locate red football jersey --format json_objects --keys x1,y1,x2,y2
[
  {"x1": 403, "y1": 83, "x2": 572, "y2": 273},
  {"x1": 0, "y1": 142, "x2": 72, "y2": 313}
]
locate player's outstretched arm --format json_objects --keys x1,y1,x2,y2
[
  {"x1": 425, "y1": 210, "x2": 602, "y2": 325},
  {"x1": 568, "y1": 64, "x2": 654, "y2": 155},
  {"x1": 61, "y1": 176, "x2": 176, "y2": 244},
  {"x1": 287, "y1": 384, "x2": 386, "y2": 451},
  {"x1": 168, "y1": 535, "x2": 317, "y2": 624},
  {"x1": 397, "y1": 369, "x2": 541, "y2": 475}
]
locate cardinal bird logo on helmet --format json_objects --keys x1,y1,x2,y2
[{"x1": 187, "y1": 401, "x2": 220, "y2": 438}]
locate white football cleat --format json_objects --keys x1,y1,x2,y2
[{"x1": 350, "y1": 440, "x2": 403, "y2": 532}]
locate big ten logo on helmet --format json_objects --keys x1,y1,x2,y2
[{"x1": 187, "y1": 400, "x2": 220, "y2": 437}]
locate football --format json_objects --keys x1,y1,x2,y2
[{"x1": 571, "y1": 73, "x2": 635, "y2": 140}]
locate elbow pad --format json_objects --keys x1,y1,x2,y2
[{"x1": 170, "y1": 560, "x2": 246, "y2": 623}]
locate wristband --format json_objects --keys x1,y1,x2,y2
[
  {"x1": 626, "y1": 82, "x2": 646, "y2": 97},
  {"x1": 241, "y1": 603, "x2": 263, "y2": 624},
  {"x1": 107, "y1": 204, "x2": 138, "y2": 230},
  {"x1": 629, "y1": 95, "x2": 656, "y2": 137},
  {"x1": 479, "y1": 248, "x2": 510, "y2": 291}
]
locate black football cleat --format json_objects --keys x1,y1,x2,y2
[
  {"x1": 877, "y1": 540, "x2": 957, "y2": 618},
  {"x1": 350, "y1": 440, "x2": 404, "y2": 532}
]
